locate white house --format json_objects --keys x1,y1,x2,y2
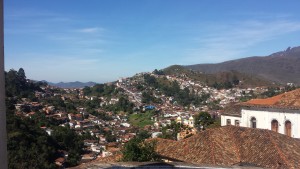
[{"x1": 221, "y1": 89, "x2": 300, "y2": 138}]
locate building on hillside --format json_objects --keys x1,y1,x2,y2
[
  {"x1": 176, "y1": 115, "x2": 194, "y2": 128},
  {"x1": 221, "y1": 89, "x2": 300, "y2": 138}
]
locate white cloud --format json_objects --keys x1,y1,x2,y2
[
  {"x1": 77, "y1": 27, "x2": 103, "y2": 33},
  {"x1": 184, "y1": 19, "x2": 300, "y2": 64}
]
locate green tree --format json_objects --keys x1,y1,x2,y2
[
  {"x1": 52, "y1": 126, "x2": 83, "y2": 167},
  {"x1": 83, "y1": 86, "x2": 92, "y2": 95},
  {"x1": 17, "y1": 68, "x2": 26, "y2": 82},
  {"x1": 194, "y1": 112, "x2": 214, "y2": 130},
  {"x1": 159, "y1": 121, "x2": 183, "y2": 140},
  {"x1": 144, "y1": 74, "x2": 158, "y2": 87},
  {"x1": 122, "y1": 131, "x2": 158, "y2": 162},
  {"x1": 7, "y1": 113, "x2": 57, "y2": 169},
  {"x1": 153, "y1": 69, "x2": 164, "y2": 75},
  {"x1": 5, "y1": 68, "x2": 42, "y2": 98}
]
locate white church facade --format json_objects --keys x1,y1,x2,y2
[{"x1": 221, "y1": 89, "x2": 300, "y2": 138}]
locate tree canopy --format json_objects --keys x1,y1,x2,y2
[
  {"x1": 122, "y1": 131, "x2": 159, "y2": 162},
  {"x1": 194, "y1": 112, "x2": 214, "y2": 130},
  {"x1": 143, "y1": 74, "x2": 210, "y2": 107},
  {"x1": 5, "y1": 68, "x2": 42, "y2": 98},
  {"x1": 7, "y1": 113, "x2": 57, "y2": 169}
]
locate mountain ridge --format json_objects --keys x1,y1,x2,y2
[
  {"x1": 185, "y1": 46, "x2": 300, "y2": 85},
  {"x1": 42, "y1": 80, "x2": 97, "y2": 88}
]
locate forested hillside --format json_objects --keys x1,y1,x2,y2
[{"x1": 6, "y1": 68, "x2": 83, "y2": 168}]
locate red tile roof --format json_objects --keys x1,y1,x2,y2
[
  {"x1": 154, "y1": 126, "x2": 300, "y2": 168},
  {"x1": 242, "y1": 88, "x2": 300, "y2": 109}
]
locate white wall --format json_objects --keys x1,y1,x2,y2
[
  {"x1": 221, "y1": 115, "x2": 241, "y2": 126},
  {"x1": 241, "y1": 109, "x2": 300, "y2": 138}
]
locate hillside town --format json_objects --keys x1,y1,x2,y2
[
  {"x1": 5, "y1": 1, "x2": 300, "y2": 168},
  {"x1": 8, "y1": 67, "x2": 297, "y2": 168}
]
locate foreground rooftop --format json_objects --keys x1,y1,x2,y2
[{"x1": 154, "y1": 126, "x2": 300, "y2": 168}]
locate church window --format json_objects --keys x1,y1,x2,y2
[
  {"x1": 285, "y1": 120, "x2": 291, "y2": 137},
  {"x1": 235, "y1": 120, "x2": 240, "y2": 126},
  {"x1": 250, "y1": 117, "x2": 256, "y2": 128},
  {"x1": 226, "y1": 119, "x2": 231, "y2": 126},
  {"x1": 271, "y1": 120, "x2": 278, "y2": 132}
]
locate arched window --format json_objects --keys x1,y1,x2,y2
[
  {"x1": 285, "y1": 121, "x2": 292, "y2": 137},
  {"x1": 271, "y1": 120, "x2": 278, "y2": 132},
  {"x1": 235, "y1": 120, "x2": 240, "y2": 126},
  {"x1": 226, "y1": 119, "x2": 231, "y2": 126},
  {"x1": 250, "y1": 117, "x2": 256, "y2": 128}
]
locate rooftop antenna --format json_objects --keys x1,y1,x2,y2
[{"x1": 0, "y1": 0, "x2": 8, "y2": 168}]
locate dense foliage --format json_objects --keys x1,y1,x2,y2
[
  {"x1": 6, "y1": 68, "x2": 84, "y2": 168},
  {"x1": 104, "y1": 96, "x2": 135, "y2": 113},
  {"x1": 7, "y1": 113, "x2": 57, "y2": 169},
  {"x1": 51, "y1": 126, "x2": 84, "y2": 166},
  {"x1": 211, "y1": 75, "x2": 239, "y2": 89},
  {"x1": 159, "y1": 121, "x2": 184, "y2": 140},
  {"x1": 83, "y1": 84, "x2": 118, "y2": 97},
  {"x1": 152, "y1": 69, "x2": 165, "y2": 75},
  {"x1": 141, "y1": 91, "x2": 161, "y2": 104},
  {"x1": 194, "y1": 112, "x2": 214, "y2": 130},
  {"x1": 7, "y1": 113, "x2": 84, "y2": 168},
  {"x1": 143, "y1": 74, "x2": 210, "y2": 107},
  {"x1": 5, "y1": 68, "x2": 43, "y2": 99},
  {"x1": 83, "y1": 84, "x2": 134, "y2": 113},
  {"x1": 122, "y1": 131, "x2": 159, "y2": 162}
]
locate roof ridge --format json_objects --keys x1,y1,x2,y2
[
  {"x1": 208, "y1": 130, "x2": 216, "y2": 165},
  {"x1": 267, "y1": 131, "x2": 292, "y2": 168}
]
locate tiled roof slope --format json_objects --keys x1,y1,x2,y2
[
  {"x1": 155, "y1": 126, "x2": 300, "y2": 168},
  {"x1": 242, "y1": 88, "x2": 300, "y2": 109},
  {"x1": 222, "y1": 104, "x2": 242, "y2": 116}
]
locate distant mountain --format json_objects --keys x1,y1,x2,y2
[
  {"x1": 185, "y1": 46, "x2": 300, "y2": 85},
  {"x1": 44, "y1": 81, "x2": 97, "y2": 88},
  {"x1": 163, "y1": 65, "x2": 275, "y2": 88}
]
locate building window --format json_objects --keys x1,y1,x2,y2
[
  {"x1": 250, "y1": 117, "x2": 256, "y2": 128},
  {"x1": 271, "y1": 120, "x2": 278, "y2": 133},
  {"x1": 226, "y1": 119, "x2": 231, "y2": 126},
  {"x1": 235, "y1": 120, "x2": 240, "y2": 126},
  {"x1": 285, "y1": 120, "x2": 292, "y2": 137}
]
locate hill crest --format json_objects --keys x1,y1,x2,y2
[
  {"x1": 185, "y1": 46, "x2": 300, "y2": 85},
  {"x1": 43, "y1": 81, "x2": 97, "y2": 88}
]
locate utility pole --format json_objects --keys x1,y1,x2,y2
[{"x1": 0, "y1": 0, "x2": 8, "y2": 168}]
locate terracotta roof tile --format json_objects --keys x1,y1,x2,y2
[
  {"x1": 242, "y1": 88, "x2": 300, "y2": 109},
  {"x1": 154, "y1": 126, "x2": 300, "y2": 168},
  {"x1": 246, "y1": 94, "x2": 283, "y2": 105}
]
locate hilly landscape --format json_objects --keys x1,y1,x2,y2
[
  {"x1": 185, "y1": 46, "x2": 300, "y2": 85},
  {"x1": 163, "y1": 65, "x2": 275, "y2": 88}
]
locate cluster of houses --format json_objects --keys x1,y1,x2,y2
[
  {"x1": 13, "y1": 71, "x2": 300, "y2": 167},
  {"x1": 116, "y1": 73, "x2": 274, "y2": 112}
]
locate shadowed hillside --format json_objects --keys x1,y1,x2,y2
[
  {"x1": 185, "y1": 46, "x2": 300, "y2": 85},
  {"x1": 163, "y1": 65, "x2": 275, "y2": 88}
]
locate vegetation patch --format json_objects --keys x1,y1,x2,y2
[{"x1": 129, "y1": 111, "x2": 154, "y2": 128}]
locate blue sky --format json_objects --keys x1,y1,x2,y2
[{"x1": 5, "y1": 0, "x2": 300, "y2": 83}]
